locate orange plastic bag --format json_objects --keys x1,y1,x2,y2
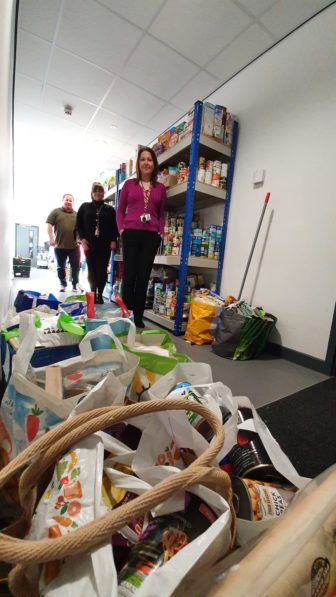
[{"x1": 185, "y1": 296, "x2": 222, "y2": 345}]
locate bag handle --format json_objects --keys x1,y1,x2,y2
[
  {"x1": 12, "y1": 314, "x2": 38, "y2": 375},
  {"x1": 79, "y1": 319, "x2": 135, "y2": 362}
]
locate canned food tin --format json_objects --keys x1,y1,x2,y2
[
  {"x1": 231, "y1": 476, "x2": 295, "y2": 521},
  {"x1": 230, "y1": 408, "x2": 286, "y2": 482}
]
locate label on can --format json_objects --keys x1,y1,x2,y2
[
  {"x1": 232, "y1": 477, "x2": 294, "y2": 521},
  {"x1": 118, "y1": 493, "x2": 217, "y2": 595}
]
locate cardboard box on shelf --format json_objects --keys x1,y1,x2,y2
[{"x1": 201, "y1": 102, "x2": 215, "y2": 137}]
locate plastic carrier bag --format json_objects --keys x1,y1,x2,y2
[
  {"x1": 212, "y1": 301, "x2": 277, "y2": 360},
  {"x1": 0, "y1": 317, "x2": 139, "y2": 461},
  {"x1": 185, "y1": 295, "x2": 223, "y2": 345}
]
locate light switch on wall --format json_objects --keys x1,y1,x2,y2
[{"x1": 253, "y1": 169, "x2": 266, "y2": 185}]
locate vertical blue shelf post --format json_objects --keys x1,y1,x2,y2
[
  {"x1": 215, "y1": 120, "x2": 239, "y2": 294},
  {"x1": 174, "y1": 100, "x2": 203, "y2": 335},
  {"x1": 108, "y1": 168, "x2": 121, "y2": 301}
]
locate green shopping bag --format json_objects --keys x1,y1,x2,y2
[
  {"x1": 212, "y1": 306, "x2": 277, "y2": 361},
  {"x1": 118, "y1": 329, "x2": 190, "y2": 402}
]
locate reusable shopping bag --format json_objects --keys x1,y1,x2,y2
[
  {"x1": 212, "y1": 302, "x2": 277, "y2": 360},
  {"x1": 0, "y1": 317, "x2": 139, "y2": 461},
  {"x1": 13, "y1": 290, "x2": 60, "y2": 313}
]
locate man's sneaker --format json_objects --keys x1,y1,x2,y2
[
  {"x1": 60, "y1": 286, "x2": 66, "y2": 292},
  {"x1": 72, "y1": 287, "x2": 77, "y2": 292}
]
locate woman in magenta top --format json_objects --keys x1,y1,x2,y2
[{"x1": 116, "y1": 146, "x2": 166, "y2": 328}]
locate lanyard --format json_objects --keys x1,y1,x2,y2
[{"x1": 140, "y1": 182, "x2": 151, "y2": 213}]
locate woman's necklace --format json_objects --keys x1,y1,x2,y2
[
  {"x1": 140, "y1": 181, "x2": 151, "y2": 212},
  {"x1": 94, "y1": 204, "x2": 104, "y2": 237}
]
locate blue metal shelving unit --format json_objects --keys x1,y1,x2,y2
[
  {"x1": 215, "y1": 120, "x2": 239, "y2": 293},
  {"x1": 106, "y1": 168, "x2": 121, "y2": 301},
  {"x1": 105, "y1": 100, "x2": 238, "y2": 333},
  {"x1": 174, "y1": 101, "x2": 203, "y2": 335}
]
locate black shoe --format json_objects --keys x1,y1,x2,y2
[
  {"x1": 60, "y1": 285, "x2": 66, "y2": 292},
  {"x1": 135, "y1": 318, "x2": 145, "y2": 329},
  {"x1": 96, "y1": 294, "x2": 104, "y2": 305}
]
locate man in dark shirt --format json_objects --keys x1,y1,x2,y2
[{"x1": 46, "y1": 194, "x2": 80, "y2": 292}]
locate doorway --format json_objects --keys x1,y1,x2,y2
[{"x1": 15, "y1": 224, "x2": 39, "y2": 267}]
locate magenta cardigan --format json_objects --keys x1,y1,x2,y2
[{"x1": 116, "y1": 179, "x2": 166, "y2": 235}]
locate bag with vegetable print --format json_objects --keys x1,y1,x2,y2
[{"x1": 0, "y1": 317, "x2": 139, "y2": 462}]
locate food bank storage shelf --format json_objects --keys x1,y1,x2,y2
[
  {"x1": 166, "y1": 180, "x2": 225, "y2": 211},
  {"x1": 158, "y1": 134, "x2": 230, "y2": 168},
  {"x1": 144, "y1": 310, "x2": 187, "y2": 332},
  {"x1": 154, "y1": 255, "x2": 218, "y2": 269}
]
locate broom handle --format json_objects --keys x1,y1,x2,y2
[{"x1": 237, "y1": 192, "x2": 270, "y2": 301}]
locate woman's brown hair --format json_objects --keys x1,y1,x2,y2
[{"x1": 136, "y1": 146, "x2": 159, "y2": 185}]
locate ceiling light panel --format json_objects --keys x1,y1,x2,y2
[
  {"x1": 48, "y1": 48, "x2": 115, "y2": 105},
  {"x1": 98, "y1": 0, "x2": 166, "y2": 29},
  {"x1": 16, "y1": 31, "x2": 52, "y2": 81},
  {"x1": 206, "y1": 23, "x2": 274, "y2": 80},
  {"x1": 122, "y1": 35, "x2": 199, "y2": 100},
  {"x1": 103, "y1": 78, "x2": 165, "y2": 124},
  {"x1": 149, "y1": 0, "x2": 252, "y2": 67},
  {"x1": 18, "y1": 0, "x2": 62, "y2": 42},
  {"x1": 171, "y1": 70, "x2": 222, "y2": 110},
  {"x1": 57, "y1": 0, "x2": 143, "y2": 73},
  {"x1": 42, "y1": 84, "x2": 97, "y2": 126},
  {"x1": 15, "y1": 74, "x2": 44, "y2": 109},
  {"x1": 260, "y1": 0, "x2": 332, "y2": 38}
]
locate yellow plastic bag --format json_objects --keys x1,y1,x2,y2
[{"x1": 185, "y1": 296, "x2": 223, "y2": 345}]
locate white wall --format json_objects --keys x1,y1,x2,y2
[
  {"x1": 208, "y1": 5, "x2": 336, "y2": 360},
  {"x1": 0, "y1": 0, "x2": 16, "y2": 323}
]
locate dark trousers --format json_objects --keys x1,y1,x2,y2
[
  {"x1": 122, "y1": 229, "x2": 161, "y2": 319},
  {"x1": 85, "y1": 245, "x2": 111, "y2": 295},
  {"x1": 54, "y1": 247, "x2": 80, "y2": 287}
]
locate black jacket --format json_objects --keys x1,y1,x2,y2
[{"x1": 76, "y1": 201, "x2": 118, "y2": 246}]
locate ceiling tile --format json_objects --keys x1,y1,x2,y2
[
  {"x1": 149, "y1": 0, "x2": 252, "y2": 67},
  {"x1": 98, "y1": 0, "x2": 165, "y2": 29},
  {"x1": 18, "y1": 0, "x2": 62, "y2": 42},
  {"x1": 15, "y1": 74, "x2": 43, "y2": 108},
  {"x1": 206, "y1": 23, "x2": 274, "y2": 81},
  {"x1": 260, "y1": 0, "x2": 332, "y2": 38},
  {"x1": 16, "y1": 31, "x2": 51, "y2": 81},
  {"x1": 170, "y1": 71, "x2": 222, "y2": 110},
  {"x1": 127, "y1": 124, "x2": 159, "y2": 146},
  {"x1": 48, "y1": 48, "x2": 115, "y2": 105},
  {"x1": 42, "y1": 85, "x2": 97, "y2": 127},
  {"x1": 57, "y1": 0, "x2": 143, "y2": 73},
  {"x1": 103, "y1": 78, "x2": 165, "y2": 124},
  {"x1": 149, "y1": 103, "x2": 185, "y2": 133},
  {"x1": 87, "y1": 108, "x2": 141, "y2": 143},
  {"x1": 235, "y1": 0, "x2": 278, "y2": 18},
  {"x1": 14, "y1": 103, "x2": 84, "y2": 137},
  {"x1": 123, "y1": 35, "x2": 199, "y2": 100}
]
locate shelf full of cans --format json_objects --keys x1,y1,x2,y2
[
  {"x1": 148, "y1": 273, "x2": 208, "y2": 323},
  {"x1": 108, "y1": 101, "x2": 239, "y2": 333},
  {"x1": 159, "y1": 212, "x2": 222, "y2": 260},
  {"x1": 158, "y1": 156, "x2": 228, "y2": 191}
]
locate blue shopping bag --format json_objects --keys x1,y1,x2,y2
[{"x1": 14, "y1": 290, "x2": 60, "y2": 313}]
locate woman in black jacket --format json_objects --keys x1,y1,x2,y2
[{"x1": 76, "y1": 182, "x2": 118, "y2": 304}]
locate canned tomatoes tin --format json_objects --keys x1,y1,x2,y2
[{"x1": 230, "y1": 408, "x2": 286, "y2": 482}]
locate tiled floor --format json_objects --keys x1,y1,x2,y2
[{"x1": 10, "y1": 267, "x2": 329, "y2": 409}]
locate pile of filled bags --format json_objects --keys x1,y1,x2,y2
[
  {"x1": 185, "y1": 291, "x2": 277, "y2": 360},
  {"x1": 0, "y1": 290, "x2": 335, "y2": 596}
]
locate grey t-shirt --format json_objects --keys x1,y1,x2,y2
[{"x1": 46, "y1": 208, "x2": 77, "y2": 249}]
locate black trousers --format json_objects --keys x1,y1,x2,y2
[
  {"x1": 85, "y1": 244, "x2": 111, "y2": 295},
  {"x1": 54, "y1": 247, "x2": 80, "y2": 287},
  {"x1": 122, "y1": 229, "x2": 161, "y2": 318}
]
